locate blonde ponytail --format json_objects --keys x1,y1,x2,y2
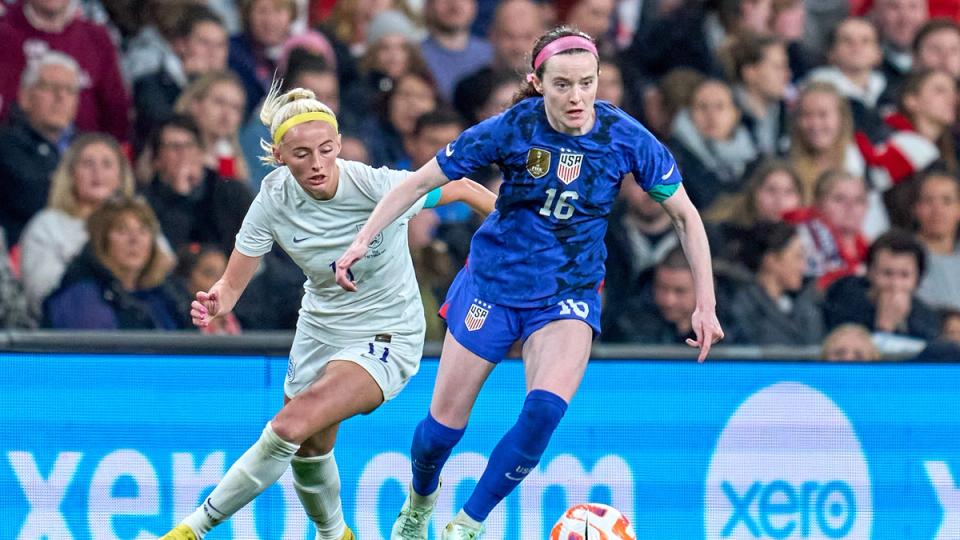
[{"x1": 258, "y1": 78, "x2": 338, "y2": 166}]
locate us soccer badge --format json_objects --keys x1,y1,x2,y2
[
  {"x1": 465, "y1": 300, "x2": 490, "y2": 331},
  {"x1": 526, "y1": 148, "x2": 551, "y2": 179},
  {"x1": 557, "y1": 152, "x2": 584, "y2": 184}
]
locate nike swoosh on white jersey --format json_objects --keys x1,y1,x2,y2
[
  {"x1": 661, "y1": 164, "x2": 675, "y2": 180},
  {"x1": 445, "y1": 143, "x2": 454, "y2": 156}
]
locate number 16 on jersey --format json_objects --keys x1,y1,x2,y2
[{"x1": 540, "y1": 189, "x2": 579, "y2": 220}]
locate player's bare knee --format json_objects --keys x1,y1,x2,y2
[{"x1": 270, "y1": 413, "x2": 311, "y2": 444}]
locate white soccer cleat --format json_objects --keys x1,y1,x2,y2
[
  {"x1": 390, "y1": 484, "x2": 440, "y2": 540},
  {"x1": 441, "y1": 520, "x2": 485, "y2": 540}
]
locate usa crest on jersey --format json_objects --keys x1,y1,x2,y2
[
  {"x1": 557, "y1": 152, "x2": 583, "y2": 184},
  {"x1": 464, "y1": 300, "x2": 490, "y2": 331}
]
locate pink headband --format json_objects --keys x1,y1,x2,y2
[{"x1": 532, "y1": 36, "x2": 598, "y2": 71}]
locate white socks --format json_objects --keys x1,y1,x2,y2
[
  {"x1": 182, "y1": 422, "x2": 300, "y2": 537},
  {"x1": 292, "y1": 452, "x2": 346, "y2": 540}
]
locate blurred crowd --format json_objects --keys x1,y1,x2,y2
[{"x1": 0, "y1": 0, "x2": 958, "y2": 359}]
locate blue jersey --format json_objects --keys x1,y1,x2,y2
[{"x1": 436, "y1": 97, "x2": 681, "y2": 308}]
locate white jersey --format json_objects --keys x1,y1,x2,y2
[{"x1": 235, "y1": 159, "x2": 427, "y2": 345}]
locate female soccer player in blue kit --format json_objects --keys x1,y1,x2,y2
[{"x1": 336, "y1": 27, "x2": 724, "y2": 540}]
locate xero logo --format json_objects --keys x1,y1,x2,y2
[
  {"x1": 705, "y1": 382, "x2": 872, "y2": 539},
  {"x1": 721, "y1": 480, "x2": 856, "y2": 538}
]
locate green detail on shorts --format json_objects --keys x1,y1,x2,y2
[
  {"x1": 648, "y1": 182, "x2": 679, "y2": 202},
  {"x1": 424, "y1": 187, "x2": 442, "y2": 208}
]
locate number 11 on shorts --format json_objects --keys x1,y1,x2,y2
[
  {"x1": 368, "y1": 343, "x2": 389, "y2": 362},
  {"x1": 557, "y1": 299, "x2": 589, "y2": 318}
]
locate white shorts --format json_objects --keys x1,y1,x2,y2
[{"x1": 285, "y1": 327, "x2": 423, "y2": 401}]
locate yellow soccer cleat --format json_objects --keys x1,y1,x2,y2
[
  {"x1": 159, "y1": 524, "x2": 198, "y2": 540},
  {"x1": 342, "y1": 526, "x2": 355, "y2": 540}
]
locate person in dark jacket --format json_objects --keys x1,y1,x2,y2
[
  {"x1": 603, "y1": 246, "x2": 698, "y2": 344},
  {"x1": 0, "y1": 51, "x2": 81, "y2": 246},
  {"x1": 132, "y1": 3, "x2": 229, "y2": 153},
  {"x1": 825, "y1": 229, "x2": 940, "y2": 340},
  {"x1": 729, "y1": 221, "x2": 825, "y2": 345},
  {"x1": 668, "y1": 78, "x2": 759, "y2": 211},
  {"x1": 228, "y1": 0, "x2": 298, "y2": 118},
  {"x1": 141, "y1": 115, "x2": 253, "y2": 254},
  {"x1": 43, "y1": 196, "x2": 187, "y2": 330},
  {"x1": 727, "y1": 35, "x2": 791, "y2": 156},
  {"x1": 603, "y1": 178, "x2": 679, "y2": 331}
]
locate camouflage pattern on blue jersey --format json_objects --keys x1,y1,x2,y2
[{"x1": 437, "y1": 97, "x2": 681, "y2": 308}]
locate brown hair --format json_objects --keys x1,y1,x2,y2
[
  {"x1": 704, "y1": 159, "x2": 803, "y2": 225},
  {"x1": 898, "y1": 68, "x2": 959, "y2": 174},
  {"x1": 173, "y1": 70, "x2": 250, "y2": 181},
  {"x1": 240, "y1": 0, "x2": 297, "y2": 35},
  {"x1": 86, "y1": 196, "x2": 169, "y2": 289},
  {"x1": 48, "y1": 133, "x2": 135, "y2": 217},
  {"x1": 328, "y1": 0, "x2": 418, "y2": 46},
  {"x1": 913, "y1": 17, "x2": 960, "y2": 54},
  {"x1": 789, "y1": 82, "x2": 855, "y2": 202},
  {"x1": 512, "y1": 26, "x2": 598, "y2": 105},
  {"x1": 358, "y1": 37, "x2": 429, "y2": 79},
  {"x1": 813, "y1": 169, "x2": 864, "y2": 203},
  {"x1": 821, "y1": 323, "x2": 880, "y2": 361},
  {"x1": 658, "y1": 68, "x2": 708, "y2": 127},
  {"x1": 725, "y1": 34, "x2": 784, "y2": 83}
]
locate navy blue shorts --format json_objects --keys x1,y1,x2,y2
[{"x1": 439, "y1": 269, "x2": 601, "y2": 363}]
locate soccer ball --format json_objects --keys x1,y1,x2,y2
[{"x1": 550, "y1": 503, "x2": 636, "y2": 540}]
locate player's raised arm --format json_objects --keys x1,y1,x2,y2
[
  {"x1": 335, "y1": 158, "x2": 449, "y2": 291},
  {"x1": 192, "y1": 249, "x2": 260, "y2": 328},
  {"x1": 660, "y1": 184, "x2": 724, "y2": 361},
  {"x1": 436, "y1": 178, "x2": 497, "y2": 216}
]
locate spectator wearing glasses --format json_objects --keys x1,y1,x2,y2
[
  {"x1": 0, "y1": 51, "x2": 81, "y2": 247},
  {"x1": 0, "y1": 0, "x2": 129, "y2": 141},
  {"x1": 141, "y1": 115, "x2": 253, "y2": 255}
]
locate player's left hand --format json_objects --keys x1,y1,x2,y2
[
  {"x1": 334, "y1": 240, "x2": 367, "y2": 291},
  {"x1": 686, "y1": 308, "x2": 724, "y2": 362}
]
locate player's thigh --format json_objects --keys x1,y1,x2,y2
[
  {"x1": 429, "y1": 330, "x2": 497, "y2": 429},
  {"x1": 272, "y1": 360, "x2": 383, "y2": 444},
  {"x1": 522, "y1": 319, "x2": 593, "y2": 402}
]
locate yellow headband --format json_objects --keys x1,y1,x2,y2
[{"x1": 273, "y1": 111, "x2": 339, "y2": 145}]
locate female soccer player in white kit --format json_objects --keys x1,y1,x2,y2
[{"x1": 160, "y1": 84, "x2": 496, "y2": 540}]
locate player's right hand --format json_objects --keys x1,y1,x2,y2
[
  {"x1": 335, "y1": 240, "x2": 367, "y2": 292},
  {"x1": 686, "y1": 308, "x2": 724, "y2": 362},
  {"x1": 191, "y1": 290, "x2": 220, "y2": 327}
]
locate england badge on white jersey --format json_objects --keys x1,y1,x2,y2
[
  {"x1": 557, "y1": 152, "x2": 584, "y2": 184},
  {"x1": 465, "y1": 301, "x2": 490, "y2": 331}
]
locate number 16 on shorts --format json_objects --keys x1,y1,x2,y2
[{"x1": 557, "y1": 299, "x2": 589, "y2": 318}]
